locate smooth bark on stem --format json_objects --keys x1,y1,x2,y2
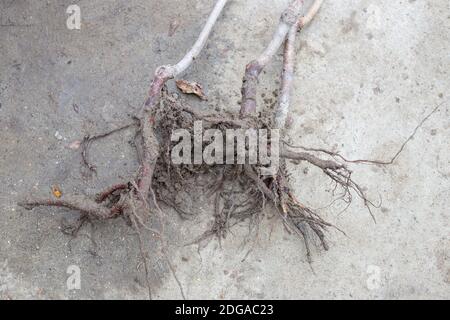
[
  {"x1": 138, "y1": 0, "x2": 228, "y2": 198},
  {"x1": 173, "y1": 0, "x2": 228, "y2": 76},
  {"x1": 143, "y1": 0, "x2": 228, "y2": 112},
  {"x1": 275, "y1": 0, "x2": 324, "y2": 129},
  {"x1": 240, "y1": 0, "x2": 305, "y2": 117},
  {"x1": 275, "y1": 25, "x2": 297, "y2": 129},
  {"x1": 20, "y1": 1, "x2": 229, "y2": 215},
  {"x1": 298, "y1": 0, "x2": 324, "y2": 29}
]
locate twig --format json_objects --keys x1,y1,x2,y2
[
  {"x1": 142, "y1": 0, "x2": 228, "y2": 113},
  {"x1": 297, "y1": 0, "x2": 324, "y2": 29},
  {"x1": 240, "y1": 0, "x2": 305, "y2": 116},
  {"x1": 171, "y1": 0, "x2": 228, "y2": 77},
  {"x1": 137, "y1": 0, "x2": 229, "y2": 200},
  {"x1": 275, "y1": 0, "x2": 324, "y2": 128},
  {"x1": 275, "y1": 25, "x2": 297, "y2": 129}
]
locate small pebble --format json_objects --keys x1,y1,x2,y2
[{"x1": 55, "y1": 131, "x2": 63, "y2": 140}]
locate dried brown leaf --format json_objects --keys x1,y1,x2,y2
[
  {"x1": 175, "y1": 79, "x2": 207, "y2": 100},
  {"x1": 51, "y1": 185, "x2": 62, "y2": 198}
]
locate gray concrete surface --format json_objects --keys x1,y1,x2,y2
[{"x1": 0, "y1": 0, "x2": 449, "y2": 299}]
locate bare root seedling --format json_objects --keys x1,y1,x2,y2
[{"x1": 18, "y1": 0, "x2": 441, "y2": 298}]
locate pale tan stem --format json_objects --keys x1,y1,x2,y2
[
  {"x1": 240, "y1": 0, "x2": 305, "y2": 117},
  {"x1": 298, "y1": 0, "x2": 324, "y2": 29},
  {"x1": 275, "y1": 0, "x2": 324, "y2": 128},
  {"x1": 143, "y1": 0, "x2": 228, "y2": 112}
]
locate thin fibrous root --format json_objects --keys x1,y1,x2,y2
[
  {"x1": 19, "y1": 0, "x2": 229, "y2": 299},
  {"x1": 81, "y1": 121, "x2": 138, "y2": 174}
]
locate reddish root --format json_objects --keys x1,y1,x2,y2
[{"x1": 18, "y1": 195, "x2": 123, "y2": 220}]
